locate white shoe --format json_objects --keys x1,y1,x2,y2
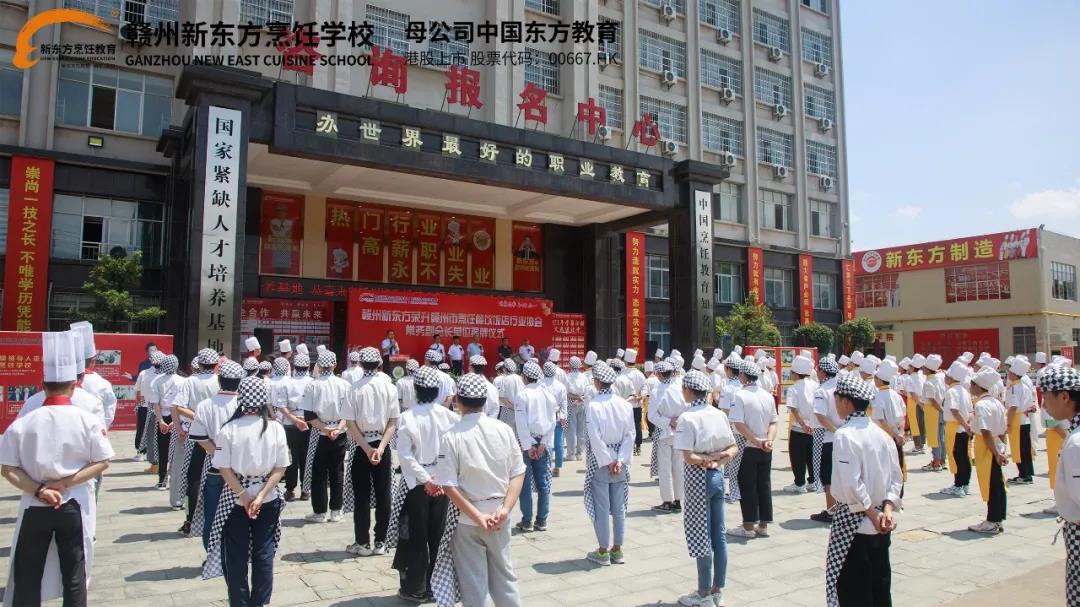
[
  {"x1": 345, "y1": 543, "x2": 365, "y2": 555},
  {"x1": 678, "y1": 591, "x2": 717, "y2": 607},
  {"x1": 967, "y1": 520, "x2": 1002, "y2": 535},
  {"x1": 939, "y1": 486, "x2": 960, "y2": 496},
  {"x1": 305, "y1": 512, "x2": 328, "y2": 523},
  {"x1": 134, "y1": 453, "x2": 145, "y2": 462},
  {"x1": 713, "y1": 589, "x2": 726, "y2": 607},
  {"x1": 782, "y1": 483, "x2": 807, "y2": 494},
  {"x1": 329, "y1": 510, "x2": 344, "y2": 522},
  {"x1": 726, "y1": 527, "x2": 756, "y2": 539},
  {"x1": 962, "y1": 485, "x2": 972, "y2": 496}
]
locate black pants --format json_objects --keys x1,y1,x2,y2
[
  {"x1": 311, "y1": 433, "x2": 347, "y2": 514},
  {"x1": 1017, "y1": 425, "x2": 1034, "y2": 479},
  {"x1": 987, "y1": 460, "x2": 1006, "y2": 523},
  {"x1": 156, "y1": 414, "x2": 172, "y2": 483},
  {"x1": 895, "y1": 441, "x2": 906, "y2": 499},
  {"x1": 738, "y1": 447, "x2": 773, "y2": 524},
  {"x1": 284, "y1": 425, "x2": 309, "y2": 492},
  {"x1": 913, "y1": 406, "x2": 926, "y2": 449},
  {"x1": 451, "y1": 360, "x2": 463, "y2": 375},
  {"x1": 953, "y1": 433, "x2": 972, "y2": 488},
  {"x1": 392, "y1": 485, "x2": 449, "y2": 595},
  {"x1": 836, "y1": 533, "x2": 892, "y2": 607},
  {"x1": 12, "y1": 500, "x2": 87, "y2": 607},
  {"x1": 820, "y1": 442, "x2": 834, "y2": 487},
  {"x1": 352, "y1": 441, "x2": 393, "y2": 545},
  {"x1": 632, "y1": 408, "x2": 643, "y2": 447},
  {"x1": 185, "y1": 447, "x2": 207, "y2": 524},
  {"x1": 135, "y1": 406, "x2": 148, "y2": 453},
  {"x1": 789, "y1": 430, "x2": 814, "y2": 486}
]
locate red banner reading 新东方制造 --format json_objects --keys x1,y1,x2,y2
[
  {"x1": 853, "y1": 228, "x2": 1038, "y2": 276},
  {"x1": 2, "y1": 157, "x2": 54, "y2": 332},
  {"x1": 259, "y1": 191, "x2": 303, "y2": 276}
]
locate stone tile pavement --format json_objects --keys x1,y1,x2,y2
[{"x1": 0, "y1": 419, "x2": 1066, "y2": 606}]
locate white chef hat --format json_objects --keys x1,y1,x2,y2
[
  {"x1": 1035, "y1": 351, "x2": 1047, "y2": 364},
  {"x1": 670, "y1": 349, "x2": 682, "y2": 358},
  {"x1": 279, "y1": 339, "x2": 292, "y2": 353},
  {"x1": 858, "y1": 357, "x2": 878, "y2": 377},
  {"x1": 706, "y1": 358, "x2": 722, "y2": 372},
  {"x1": 691, "y1": 354, "x2": 706, "y2": 371},
  {"x1": 70, "y1": 330, "x2": 87, "y2": 375},
  {"x1": 884, "y1": 355, "x2": 896, "y2": 363},
  {"x1": 838, "y1": 355, "x2": 851, "y2": 366},
  {"x1": 791, "y1": 355, "x2": 814, "y2": 376},
  {"x1": 910, "y1": 353, "x2": 926, "y2": 368},
  {"x1": 799, "y1": 349, "x2": 813, "y2": 359},
  {"x1": 763, "y1": 357, "x2": 776, "y2": 369},
  {"x1": 548, "y1": 348, "x2": 561, "y2": 363},
  {"x1": 43, "y1": 331, "x2": 79, "y2": 383},
  {"x1": 876, "y1": 359, "x2": 899, "y2": 383},
  {"x1": 643, "y1": 361, "x2": 654, "y2": 373},
  {"x1": 850, "y1": 351, "x2": 865, "y2": 365},
  {"x1": 973, "y1": 367, "x2": 1000, "y2": 390},
  {"x1": 946, "y1": 360, "x2": 969, "y2": 383},
  {"x1": 616, "y1": 348, "x2": 625, "y2": 359},
  {"x1": 316, "y1": 345, "x2": 327, "y2": 355},
  {"x1": 899, "y1": 356, "x2": 911, "y2": 369},
  {"x1": 960, "y1": 351, "x2": 974, "y2": 364},
  {"x1": 654, "y1": 349, "x2": 665, "y2": 360},
  {"x1": 712, "y1": 348, "x2": 723, "y2": 360},
  {"x1": 754, "y1": 349, "x2": 767, "y2": 361},
  {"x1": 1009, "y1": 357, "x2": 1031, "y2": 376},
  {"x1": 245, "y1": 336, "x2": 261, "y2": 352},
  {"x1": 694, "y1": 349, "x2": 704, "y2": 359},
  {"x1": 584, "y1": 351, "x2": 598, "y2": 366},
  {"x1": 69, "y1": 321, "x2": 96, "y2": 359},
  {"x1": 732, "y1": 345, "x2": 742, "y2": 355},
  {"x1": 296, "y1": 343, "x2": 309, "y2": 356},
  {"x1": 924, "y1": 354, "x2": 943, "y2": 371},
  {"x1": 624, "y1": 348, "x2": 637, "y2": 364}
]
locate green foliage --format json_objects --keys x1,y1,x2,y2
[
  {"x1": 792, "y1": 322, "x2": 835, "y2": 354},
  {"x1": 717, "y1": 292, "x2": 781, "y2": 346},
  {"x1": 835, "y1": 317, "x2": 877, "y2": 352},
  {"x1": 80, "y1": 251, "x2": 166, "y2": 332}
]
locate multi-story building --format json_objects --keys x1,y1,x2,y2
[{"x1": 0, "y1": 0, "x2": 850, "y2": 358}]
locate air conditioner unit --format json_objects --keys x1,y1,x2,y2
[
  {"x1": 773, "y1": 164, "x2": 789, "y2": 179},
  {"x1": 819, "y1": 117, "x2": 833, "y2": 132},
  {"x1": 815, "y1": 62, "x2": 830, "y2": 77},
  {"x1": 596, "y1": 125, "x2": 612, "y2": 141},
  {"x1": 660, "y1": 139, "x2": 679, "y2": 155},
  {"x1": 719, "y1": 87, "x2": 735, "y2": 103},
  {"x1": 768, "y1": 46, "x2": 783, "y2": 61},
  {"x1": 717, "y1": 28, "x2": 733, "y2": 44},
  {"x1": 773, "y1": 104, "x2": 788, "y2": 118},
  {"x1": 660, "y1": 1, "x2": 678, "y2": 21},
  {"x1": 819, "y1": 175, "x2": 834, "y2": 190},
  {"x1": 719, "y1": 151, "x2": 737, "y2": 167},
  {"x1": 661, "y1": 70, "x2": 678, "y2": 87}
]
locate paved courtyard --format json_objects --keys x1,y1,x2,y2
[{"x1": 0, "y1": 417, "x2": 1067, "y2": 607}]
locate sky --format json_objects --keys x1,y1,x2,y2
[{"x1": 841, "y1": 0, "x2": 1080, "y2": 251}]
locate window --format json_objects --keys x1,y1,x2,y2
[
  {"x1": 810, "y1": 199, "x2": 837, "y2": 238},
  {"x1": 804, "y1": 84, "x2": 835, "y2": 122},
  {"x1": 50, "y1": 291, "x2": 162, "y2": 333},
  {"x1": 524, "y1": 48, "x2": 560, "y2": 95},
  {"x1": 647, "y1": 317, "x2": 671, "y2": 354},
  {"x1": 756, "y1": 128, "x2": 793, "y2": 167},
  {"x1": 944, "y1": 262, "x2": 1011, "y2": 303},
  {"x1": 1051, "y1": 262, "x2": 1077, "y2": 301},
  {"x1": 366, "y1": 5, "x2": 410, "y2": 55},
  {"x1": 52, "y1": 194, "x2": 164, "y2": 265},
  {"x1": 813, "y1": 272, "x2": 837, "y2": 310},
  {"x1": 700, "y1": 50, "x2": 742, "y2": 95},
  {"x1": 855, "y1": 273, "x2": 899, "y2": 308},
  {"x1": 525, "y1": 0, "x2": 559, "y2": 16},
  {"x1": 68, "y1": 0, "x2": 180, "y2": 23},
  {"x1": 239, "y1": 0, "x2": 293, "y2": 25},
  {"x1": 764, "y1": 267, "x2": 793, "y2": 308},
  {"x1": 806, "y1": 141, "x2": 838, "y2": 177},
  {"x1": 759, "y1": 189, "x2": 793, "y2": 231},
  {"x1": 598, "y1": 86, "x2": 623, "y2": 130},
  {"x1": 1013, "y1": 326, "x2": 1036, "y2": 355},
  {"x1": 0, "y1": 188, "x2": 8, "y2": 255},
  {"x1": 715, "y1": 262, "x2": 743, "y2": 303},
  {"x1": 427, "y1": 39, "x2": 469, "y2": 67},
  {"x1": 643, "y1": 0, "x2": 686, "y2": 14},
  {"x1": 640, "y1": 96, "x2": 688, "y2": 143},
  {"x1": 1073, "y1": 327, "x2": 1080, "y2": 345},
  {"x1": 700, "y1": 0, "x2": 740, "y2": 34},
  {"x1": 638, "y1": 29, "x2": 687, "y2": 78},
  {"x1": 801, "y1": 0, "x2": 830, "y2": 15},
  {"x1": 779, "y1": 324, "x2": 795, "y2": 347},
  {"x1": 600, "y1": 17, "x2": 622, "y2": 58},
  {"x1": 752, "y1": 8, "x2": 789, "y2": 51},
  {"x1": 714, "y1": 183, "x2": 742, "y2": 223},
  {"x1": 0, "y1": 49, "x2": 23, "y2": 116},
  {"x1": 56, "y1": 63, "x2": 172, "y2": 136},
  {"x1": 646, "y1": 254, "x2": 670, "y2": 299},
  {"x1": 753, "y1": 68, "x2": 792, "y2": 108},
  {"x1": 702, "y1": 114, "x2": 743, "y2": 156},
  {"x1": 800, "y1": 28, "x2": 833, "y2": 66}
]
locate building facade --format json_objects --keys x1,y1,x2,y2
[
  {"x1": 853, "y1": 227, "x2": 1080, "y2": 362},
  {"x1": 0, "y1": 0, "x2": 851, "y2": 358}
]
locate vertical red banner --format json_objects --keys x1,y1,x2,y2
[
  {"x1": 357, "y1": 206, "x2": 385, "y2": 282},
  {"x1": 798, "y1": 254, "x2": 814, "y2": 325},
  {"x1": 747, "y1": 246, "x2": 764, "y2": 305},
  {"x1": 469, "y1": 217, "x2": 496, "y2": 288},
  {"x1": 443, "y1": 216, "x2": 470, "y2": 288},
  {"x1": 2, "y1": 157, "x2": 54, "y2": 331},
  {"x1": 512, "y1": 222, "x2": 543, "y2": 292},
  {"x1": 325, "y1": 201, "x2": 355, "y2": 279},
  {"x1": 386, "y1": 210, "x2": 414, "y2": 283},
  {"x1": 842, "y1": 259, "x2": 856, "y2": 320},
  {"x1": 625, "y1": 231, "x2": 646, "y2": 351},
  {"x1": 551, "y1": 313, "x2": 587, "y2": 371},
  {"x1": 259, "y1": 192, "x2": 304, "y2": 276},
  {"x1": 414, "y1": 213, "x2": 442, "y2": 285}
]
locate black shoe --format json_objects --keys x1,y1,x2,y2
[
  {"x1": 284, "y1": 490, "x2": 297, "y2": 502},
  {"x1": 534, "y1": 520, "x2": 548, "y2": 532},
  {"x1": 652, "y1": 502, "x2": 675, "y2": 512},
  {"x1": 397, "y1": 590, "x2": 426, "y2": 604},
  {"x1": 178, "y1": 522, "x2": 192, "y2": 537},
  {"x1": 672, "y1": 500, "x2": 682, "y2": 512},
  {"x1": 515, "y1": 521, "x2": 533, "y2": 532},
  {"x1": 810, "y1": 510, "x2": 833, "y2": 524},
  {"x1": 300, "y1": 492, "x2": 311, "y2": 500}
]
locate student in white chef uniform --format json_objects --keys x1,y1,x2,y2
[
  {"x1": 149, "y1": 354, "x2": 180, "y2": 491},
  {"x1": 302, "y1": 351, "x2": 351, "y2": 523},
  {"x1": 1038, "y1": 365, "x2": 1080, "y2": 604},
  {"x1": 69, "y1": 322, "x2": 117, "y2": 430},
  {"x1": 174, "y1": 347, "x2": 223, "y2": 537},
  {"x1": 0, "y1": 331, "x2": 113, "y2": 607},
  {"x1": 728, "y1": 360, "x2": 777, "y2": 539},
  {"x1": 514, "y1": 361, "x2": 556, "y2": 532},
  {"x1": 466, "y1": 355, "x2": 501, "y2": 419},
  {"x1": 564, "y1": 356, "x2": 592, "y2": 460},
  {"x1": 397, "y1": 359, "x2": 420, "y2": 412},
  {"x1": 649, "y1": 360, "x2": 689, "y2": 513}
]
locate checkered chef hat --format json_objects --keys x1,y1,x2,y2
[
  {"x1": 494, "y1": 361, "x2": 505, "y2": 372},
  {"x1": 414, "y1": 366, "x2": 441, "y2": 389},
  {"x1": 523, "y1": 361, "x2": 543, "y2": 380},
  {"x1": 724, "y1": 353, "x2": 742, "y2": 369},
  {"x1": 317, "y1": 350, "x2": 337, "y2": 370},
  {"x1": 242, "y1": 357, "x2": 259, "y2": 373},
  {"x1": 189, "y1": 357, "x2": 200, "y2": 372},
  {"x1": 425, "y1": 349, "x2": 443, "y2": 363},
  {"x1": 610, "y1": 358, "x2": 625, "y2": 371},
  {"x1": 258, "y1": 361, "x2": 272, "y2": 373},
  {"x1": 406, "y1": 359, "x2": 420, "y2": 373},
  {"x1": 836, "y1": 373, "x2": 876, "y2": 402},
  {"x1": 682, "y1": 370, "x2": 711, "y2": 392},
  {"x1": 818, "y1": 357, "x2": 840, "y2": 375},
  {"x1": 238, "y1": 376, "x2": 269, "y2": 413},
  {"x1": 348, "y1": 351, "x2": 361, "y2": 363},
  {"x1": 655, "y1": 360, "x2": 674, "y2": 374},
  {"x1": 218, "y1": 360, "x2": 245, "y2": 380},
  {"x1": 272, "y1": 358, "x2": 290, "y2": 376},
  {"x1": 503, "y1": 359, "x2": 518, "y2": 373},
  {"x1": 457, "y1": 373, "x2": 489, "y2": 399},
  {"x1": 150, "y1": 350, "x2": 166, "y2": 366},
  {"x1": 470, "y1": 355, "x2": 488, "y2": 367},
  {"x1": 359, "y1": 347, "x2": 381, "y2": 363},
  {"x1": 592, "y1": 362, "x2": 617, "y2": 385},
  {"x1": 197, "y1": 347, "x2": 220, "y2": 366},
  {"x1": 739, "y1": 359, "x2": 761, "y2": 378},
  {"x1": 160, "y1": 354, "x2": 179, "y2": 375},
  {"x1": 1039, "y1": 365, "x2": 1080, "y2": 393},
  {"x1": 293, "y1": 353, "x2": 311, "y2": 368},
  {"x1": 543, "y1": 361, "x2": 558, "y2": 378},
  {"x1": 569, "y1": 356, "x2": 581, "y2": 369}
]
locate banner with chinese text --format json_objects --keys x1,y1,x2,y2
[
  {"x1": 854, "y1": 228, "x2": 1038, "y2": 276},
  {"x1": 259, "y1": 192, "x2": 303, "y2": 276},
  {"x1": 325, "y1": 201, "x2": 355, "y2": 279},
  {"x1": 240, "y1": 298, "x2": 332, "y2": 351},
  {"x1": 512, "y1": 222, "x2": 543, "y2": 292},
  {"x1": 625, "y1": 231, "x2": 646, "y2": 351},
  {"x1": 442, "y1": 216, "x2": 469, "y2": 288},
  {"x1": 0, "y1": 331, "x2": 173, "y2": 432},
  {"x1": 386, "y1": 210, "x2": 414, "y2": 284},
  {"x1": 841, "y1": 259, "x2": 856, "y2": 320},
  {"x1": 357, "y1": 205, "x2": 385, "y2": 281},
  {"x1": 469, "y1": 217, "x2": 496, "y2": 288},
  {"x1": 2, "y1": 157, "x2": 54, "y2": 331},
  {"x1": 747, "y1": 247, "x2": 764, "y2": 305},
  {"x1": 798, "y1": 254, "x2": 813, "y2": 326},
  {"x1": 551, "y1": 312, "x2": 586, "y2": 371},
  {"x1": 913, "y1": 329, "x2": 999, "y2": 367},
  {"x1": 414, "y1": 213, "x2": 442, "y2": 285}
]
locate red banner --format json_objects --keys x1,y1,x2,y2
[
  {"x1": 357, "y1": 206, "x2": 385, "y2": 282},
  {"x1": 346, "y1": 288, "x2": 555, "y2": 361},
  {"x1": 241, "y1": 297, "x2": 332, "y2": 350},
  {"x1": 469, "y1": 217, "x2": 496, "y2": 288},
  {"x1": 625, "y1": 231, "x2": 646, "y2": 351},
  {"x1": 2, "y1": 157, "x2": 54, "y2": 332},
  {"x1": 854, "y1": 228, "x2": 1038, "y2": 276},
  {"x1": 512, "y1": 222, "x2": 543, "y2": 292},
  {"x1": 914, "y1": 329, "x2": 999, "y2": 367},
  {"x1": 386, "y1": 210, "x2": 414, "y2": 284},
  {"x1": 259, "y1": 192, "x2": 303, "y2": 276},
  {"x1": 841, "y1": 259, "x2": 856, "y2": 320},
  {"x1": 0, "y1": 331, "x2": 173, "y2": 432},
  {"x1": 747, "y1": 246, "x2": 764, "y2": 305},
  {"x1": 798, "y1": 254, "x2": 813, "y2": 326},
  {"x1": 443, "y1": 216, "x2": 469, "y2": 288},
  {"x1": 414, "y1": 213, "x2": 442, "y2": 285},
  {"x1": 325, "y1": 201, "x2": 355, "y2": 279},
  {"x1": 552, "y1": 312, "x2": 586, "y2": 371}
]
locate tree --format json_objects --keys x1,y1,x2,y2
[
  {"x1": 716, "y1": 292, "x2": 781, "y2": 346},
  {"x1": 80, "y1": 251, "x2": 166, "y2": 332},
  {"x1": 792, "y1": 322, "x2": 835, "y2": 355},
  {"x1": 835, "y1": 317, "x2": 876, "y2": 353}
]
